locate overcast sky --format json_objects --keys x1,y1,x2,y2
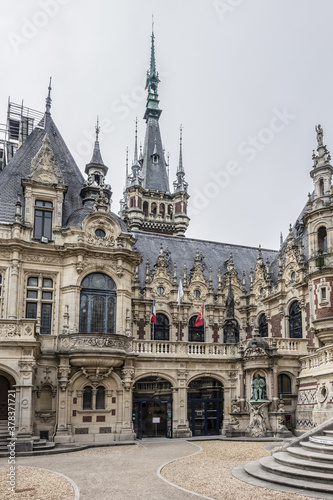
[{"x1": 1, "y1": 0, "x2": 332, "y2": 250}]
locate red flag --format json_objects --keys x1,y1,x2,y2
[
  {"x1": 195, "y1": 303, "x2": 204, "y2": 327},
  {"x1": 151, "y1": 300, "x2": 156, "y2": 325}
]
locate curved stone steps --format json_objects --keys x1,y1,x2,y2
[
  {"x1": 259, "y1": 455, "x2": 333, "y2": 484},
  {"x1": 243, "y1": 459, "x2": 333, "y2": 494},
  {"x1": 288, "y1": 445, "x2": 333, "y2": 462},
  {"x1": 301, "y1": 440, "x2": 333, "y2": 454},
  {"x1": 310, "y1": 435, "x2": 333, "y2": 446},
  {"x1": 273, "y1": 450, "x2": 333, "y2": 472}
]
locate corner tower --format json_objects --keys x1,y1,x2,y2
[{"x1": 121, "y1": 28, "x2": 190, "y2": 236}]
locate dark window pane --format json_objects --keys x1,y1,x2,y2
[
  {"x1": 83, "y1": 386, "x2": 93, "y2": 410},
  {"x1": 107, "y1": 296, "x2": 115, "y2": 333},
  {"x1": 27, "y1": 290, "x2": 38, "y2": 299},
  {"x1": 41, "y1": 303, "x2": 52, "y2": 334},
  {"x1": 79, "y1": 295, "x2": 88, "y2": 332},
  {"x1": 259, "y1": 314, "x2": 268, "y2": 337},
  {"x1": 96, "y1": 386, "x2": 105, "y2": 410},
  {"x1": 152, "y1": 313, "x2": 169, "y2": 340},
  {"x1": 92, "y1": 274, "x2": 106, "y2": 289},
  {"x1": 44, "y1": 212, "x2": 52, "y2": 240},
  {"x1": 95, "y1": 229, "x2": 105, "y2": 238},
  {"x1": 35, "y1": 200, "x2": 53, "y2": 208},
  {"x1": 26, "y1": 302, "x2": 37, "y2": 319},
  {"x1": 33, "y1": 210, "x2": 43, "y2": 238},
  {"x1": 91, "y1": 296, "x2": 105, "y2": 333},
  {"x1": 42, "y1": 291, "x2": 52, "y2": 300},
  {"x1": 0, "y1": 275, "x2": 2, "y2": 284},
  {"x1": 289, "y1": 301, "x2": 302, "y2": 338},
  {"x1": 28, "y1": 277, "x2": 38, "y2": 287},
  {"x1": 278, "y1": 374, "x2": 291, "y2": 394},
  {"x1": 82, "y1": 276, "x2": 90, "y2": 288},
  {"x1": 188, "y1": 315, "x2": 204, "y2": 342},
  {"x1": 43, "y1": 278, "x2": 53, "y2": 288}
]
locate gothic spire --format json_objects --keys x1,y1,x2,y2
[
  {"x1": 133, "y1": 118, "x2": 138, "y2": 164},
  {"x1": 45, "y1": 77, "x2": 52, "y2": 116},
  {"x1": 89, "y1": 117, "x2": 105, "y2": 166},
  {"x1": 174, "y1": 125, "x2": 188, "y2": 192},
  {"x1": 144, "y1": 23, "x2": 162, "y2": 122}
]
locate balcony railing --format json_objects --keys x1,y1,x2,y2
[
  {"x1": 0, "y1": 319, "x2": 36, "y2": 340},
  {"x1": 300, "y1": 345, "x2": 333, "y2": 371},
  {"x1": 133, "y1": 340, "x2": 237, "y2": 357},
  {"x1": 134, "y1": 338, "x2": 313, "y2": 358}
]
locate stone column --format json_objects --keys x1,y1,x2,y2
[
  {"x1": 120, "y1": 365, "x2": 135, "y2": 439},
  {"x1": 272, "y1": 365, "x2": 279, "y2": 411},
  {"x1": 16, "y1": 360, "x2": 35, "y2": 451},
  {"x1": 54, "y1": 357, "x2": 71, "y2": 444},
  {"x1": 173, "y1": 368, "x2": 191, "y2": 438},
  {"x1": 239, "y1": 370, "x2": 245, "y2": 410},
  {"x1": 8, "y1": 251, "x2": 20, "y2": 319}
]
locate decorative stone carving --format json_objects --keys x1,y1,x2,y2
[
  {"x1": 81, "y1": 366, "x2": 113, "y2": 385},
  {"x1": 86, "y1": 218, "x2": 115, "y2": 247},
  {"x1": 60, "y1": 334, "x2": 132, "y2": 352},
  {"x1": 30, "y1": 133, "x2": 64, "y2": 184},
  {"x1": 121, "y1": 367, "x2": 134, "y2": 391}
]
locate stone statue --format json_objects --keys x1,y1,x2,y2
[
  {"x1": 248, "y1": 402, "x2": 266, "y2": 437},
  {"x1": 251, "y1": 374, "x2": 267, "y2": 401},
  {"x1": 229, "y1": 415, "x2": 240, "y2": 429},
  {"x1": 316, "y1": 124, "x2": 323, "y2": 147},
  {"x1": 231, "y1": 398, "x2": 240, "y2": 412}
]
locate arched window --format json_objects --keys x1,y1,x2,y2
[
  {"x1": 319, "y1": 178, "x2": 325, "y2": 196},
  {"x1": 318, "y1": 226, "x2": 327, "y2": 253},
  {"x1": 151, "y1": 313, "x2": 169, "y2": 341},
  {"x1": 278, "y1": 374, "x2": 292, "y2": 395},
  {"x1": 289, "y1": 301, "x2": 302, "y2": 338},
  {"x1": 83, "y1": 386, "x2": 93, "y2": 410},
  {"x1": 258, "y1": 314, "x2": 268, "y2": 337},
  {"x1": 143, "y1": 201, "x2": 149, "y2": 216},
  {"x1": 159, "y1": 203, "x2": 165, "y2": 218},
  {"x1": 96, "y1": 386, "x2": 105, "y2": 410},
  {"x1": 151, "y1": 203, "x2": 157, "y2": 216},
  {"x1": 168, "y1": 204, "x2": 173, "y2": 217},
  {"x1": 79, "y1": 273, "x2": 116, "y2": 334},
  {"x1": 189, "y1": 315, "x2": 204, "y2": 342}
]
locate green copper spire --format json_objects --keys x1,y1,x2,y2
[{"x1": 144, "y1": 21, "x2": 162, "y2": 122}]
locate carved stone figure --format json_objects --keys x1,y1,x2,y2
[
  {"x1": 316, "y1": 124, "x2": 323, "y2": 146},
  {"x1": 248, "y1": 402, "x2": 266, "y2": 437},
  {"x1": 251, "y1": 374, "x2": 267, "y2": 400}
]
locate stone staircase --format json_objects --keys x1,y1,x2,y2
[
  {"x1": 0, "y1": 420, "x2": 56, "y2": 457},
  {"x1": 233, "y1": 417, "x2": 333, "y2": 497}
]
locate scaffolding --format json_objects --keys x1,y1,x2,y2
[{"x1": 0, "y1": 99, "x2": 44, "y2": 171}]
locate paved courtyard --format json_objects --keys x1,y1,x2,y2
[{"x1": 0, "y1": 440, "x2": 317, "y2": 499}]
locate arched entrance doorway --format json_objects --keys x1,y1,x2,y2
[
  {"x1": 133, "y1": 376, "x2": 173, "y2": 439},
  {"x1": 0, "y1": 373, "x2": 14, "y2": 420},
  {"x1": 188, "y1": 377, "x2": 224, "y2": 436}
]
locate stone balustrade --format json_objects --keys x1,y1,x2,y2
[
  {"x1": 300, "y1": 345, "x2": 333, "y2": 371},
  {"x1": 133, "y1": 340, "x2": 237, "y2": 357},
  {"x1": 0, "y1": 319, "x2": 36, "y2": 340}
]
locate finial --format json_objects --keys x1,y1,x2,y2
[
  {"x1": 95, "y1": 116, "x2": 100, "y2": 142},
  {"x1": 316, "y1": 124, "x2": 323, "y2": 147},
  {"x1": 134, "y1": 118, "x2": 138, "y2": 164},
  {"x1": 280, "y1": 232, "x2": 283, "y2": 248},
  {"x1": 125, "y1": 147, "x2": 129, "y2": 186},
  {"x1": 178, "y1": 124, "x2": 184, "y2": 172},
  {"x1": 45, "y1": 77, "x2": 52, "y2": 115},
  {"x1": 152, "y1": 14, "x2": 154, "y2": 35}
]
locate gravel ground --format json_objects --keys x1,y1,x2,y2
[
  {"x1": 71, "y1": 445, "x2": 142, "y2": 456},
  {"x1": 0, "y1": 466, "x2": 74, "y2": 499},
  {"x1": 162, "y1": 441, "x2": 314, "y2": 500}
]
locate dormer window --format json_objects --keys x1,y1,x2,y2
[
  {"x1": 34, "y1": 200, "x2": 53, "y2": 241},
  {"x1": 153, "y1": 154, "x2": 158, "y2": 164},
  {"x1": 94, "y1": 173, "x2": 101, "y2": 185}
]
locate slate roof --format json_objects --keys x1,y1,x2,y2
[
  {"x1": 66, "y1": 201, "x2": 128, "y2": 232},
  {"x1": 0, "y1": 114, "x2": 84, "y2": 226},
  {"x1": 141, "y1": 118, "x2": 170, "y2": 192},
  {"x1": 132, "y1": 231, "x2": 279, "y2": 292}
]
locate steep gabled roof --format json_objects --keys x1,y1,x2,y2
[
  {"x1": 133, "y1": 231, "x2": 278, "y2": 292},
  {"x1": 0, "y1": 115, "x2": 84, "y2": 226}
]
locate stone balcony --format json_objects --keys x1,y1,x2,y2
[
  {"x1": 58, "y1": 333, "x2": 133, "y2": 368},
  {"x1": 133, "y1": 338, "x2": 313, "y2": 359},
  {"x1": 300, "y1": 344, "x2": 333, "y2": 374},
  {"x1": 133, "y1": 340, "x2": 238, "y2": 358},
  {"x1": 0, "y1": 319, "x2": 37, "y2": 344}
]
